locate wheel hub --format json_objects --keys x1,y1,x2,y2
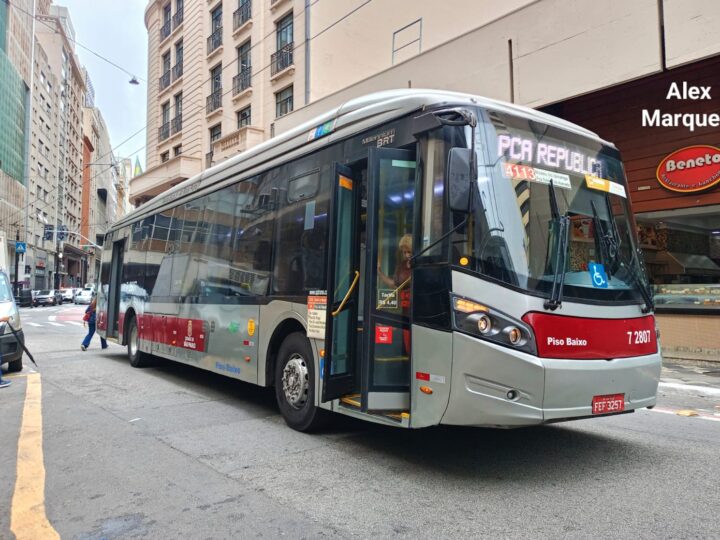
[{"x1": 282, "y1": 354, "x2": 309, "y2": 409}]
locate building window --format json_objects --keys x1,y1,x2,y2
[
  {"x1": 210, "y1": 123, "x2": 222, "y2": 145},
  {"x1": 161, "y1": 151, "x2": 170, "y2": 163},
  {"x1": 276, "y1": 13, "x2": 293, "y2": 50},
  {"x1": 174, "y1": 145, "x2": 182, "y2": 156},
  {"x1": 208, "y1": 5, "x2": 223, "y2": 53},
  {"x1": 275, "y1": 85, "x2": 293, "y2": 118},
  {"x1": 237, "y1": 106, "x2": 251, "y2": 128}
]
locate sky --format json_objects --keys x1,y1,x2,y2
[{"x1": 56, "y1": 1, "x2": 148, "y2": 170}]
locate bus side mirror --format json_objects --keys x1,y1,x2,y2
[{"x1": 447, "y1": 148, "x2": 474, "y2": 213}]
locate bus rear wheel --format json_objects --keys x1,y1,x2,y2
[
  {"x1": 274, "y1": 332, "x2": 327, "y2": 432},
  {"x1": 126, "y1": 317, "x2": 151, "y2": 368}
]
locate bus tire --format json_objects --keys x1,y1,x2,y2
[
  {"x1": 274, "y1": 332, "x2": 327, "y2": 432},
  {"x1": 126, "y1": 317, "x2": 151, "y2": 368}
]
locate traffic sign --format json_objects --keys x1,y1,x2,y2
[{"x1": 15, "y1": 241, "x2": 26, "y2": 254}]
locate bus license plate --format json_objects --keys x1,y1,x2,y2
[{"x1": 592, "y1": 394, "x2": 625, "y2": 415}]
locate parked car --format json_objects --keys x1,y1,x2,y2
[
  {"x1": 0, "y1": 271, "x2": 23, "y2": 372},
  {"x1": 74, "y1": 288, "x2": 94, "y2": 305},
  {"x1": 60, "y1": 288, "x2": 74, "y2": 303},
  {"x1": 33, "y1": 289, "x2": 60, "y2": 307}
]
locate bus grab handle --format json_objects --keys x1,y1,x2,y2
[{"x1": 332, "y1": 271, "x2": 360, "y2": 317}]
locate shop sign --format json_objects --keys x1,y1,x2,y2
[{"x1": 656, "y1": 145, "x2": 720, "y2": 193}]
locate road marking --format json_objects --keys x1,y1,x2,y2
[
  {"x1": 10, "y1": 373, "x2": 60, "y2": 539},
  {"x1": 645, "y1": 407, "x2": 720, "y2": 422},
  {"x1": 48, "y1": 316, "x2": 56, "y2": 322},
  {"x1": 68, "y1": 321, "x2": 84, "y2": 327},
  {"x1": 658, "y1": 381, "x2": 720, "y2": 397},
  {"x1": 27, "y1": 322, "x2": 42, "y2": 327},
  {"x1": 48, "y1": 322, "x2": 64, "y2": 327}
]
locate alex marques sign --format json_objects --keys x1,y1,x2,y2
[{"x1": 656, "y1": 145, "x2": 720, "y2": 193}]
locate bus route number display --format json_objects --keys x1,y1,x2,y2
[{"x1": 307, "y1": 292, "x2": 327, "y2": 339}]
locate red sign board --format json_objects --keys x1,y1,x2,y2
[
  {"x1": 656, "y1": 145, "x2": 720, "y2": 193},
  {"x1": 375, "y1": 325, "x2": 393, "y2": 344},
  {"x1": 522, "y1": 312, "x2": 657, "y2": 359}
]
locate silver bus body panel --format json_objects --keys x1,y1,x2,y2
[{"x1": 409, "y1": 325, "x2": 453, "y2": 428}]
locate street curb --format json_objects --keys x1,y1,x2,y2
[{"x1": 663, "y1": 356, "x2": 720, "y2": 369}]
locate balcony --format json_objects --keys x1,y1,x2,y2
[
  {"x1": 171, "y1": 114, "x2": 182, "y2": 135},
  {"x1": 206, "y1": 89, "x2": 222, "y2": 115},
  {"x1": 172, "y1": 9, "x2": 184, "y2": 30},
  {"x1": 211, "y1": 125, "x2": 264, "y2": 162},
  {"x1": 270, "y1": 0, "x2": 290, "y2": 11},
  {"x1": 158, "y1": 122, "x2": 170, "y2": 142},
  {"x1": 158, "y1": 71, "x2": 171, "y2": 92},
  {"x1": 160, "y1": 20, "x2": 171, "y2": 41},
  {"x1": 207, "y1": 28, "x2": 223, "y2": 56},
  {"x1": 172, "y1": 62, "x2": 183, "y2": 82},
  {"x1": 232, "y1": 69, "x2": 251, "y2": 96},
  {"x1": 233, "y1": 0, "x2": 251, "y2": 31},
  {"x1": 271, "y1": 42, "x2": 294, "y2": 76}
]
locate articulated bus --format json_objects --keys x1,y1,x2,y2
[{"x1": 98, "y1": 90, "x2": 661, "y2": 431}]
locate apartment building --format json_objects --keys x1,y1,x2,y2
[
  {"x1": 132, "y1": 0, "x2": 308, "y2": 205},
  {"x1": 0, "y1": 0, "x2": 33, "y2": 282},
  {"x1": 32, "y1": 5, "x2": 87, "y2": 288}
]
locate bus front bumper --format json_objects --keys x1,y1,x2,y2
[{"x1": 440, "y1": 332, "x2": 662, "y2": 428}]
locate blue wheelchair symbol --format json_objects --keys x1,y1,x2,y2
[{"x1": 589, "y1": 263, "x2": 608, "y2": 289}]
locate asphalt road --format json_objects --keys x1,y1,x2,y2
[{"x1": 1, "y1": 304, "x2": 719, "y2": 539}]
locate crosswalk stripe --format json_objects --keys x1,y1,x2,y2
[
  {"x1": 27, "y1": 323, "x2": 43, "y2": 327},
  {"x1": 48, "y1": 322, "x2": 64, "y2": 327},
  {"x1": 67, "y1": 322, "x2": 84, "y2": 326}
]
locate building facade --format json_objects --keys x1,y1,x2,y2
[{"x1": 132, "y1": 0, "x2": 308, "y2": 205}]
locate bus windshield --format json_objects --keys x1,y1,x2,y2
[{"x1": 452, "y1": 110, "x2": 648, "y2": 305}]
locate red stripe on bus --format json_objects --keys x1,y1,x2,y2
[
  {"x1": 135, "y1": 314, "x2": 207, "y2": 352},
  {"x1": 522, "y1": 312, "x2": 657, "y2": 359},
  {"x1": 416, "y1": 371, "x2": 430, "y2": 381}
]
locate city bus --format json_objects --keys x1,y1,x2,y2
[{"x1": 97, "y1": 89, "x2": 661, "y2": 432}]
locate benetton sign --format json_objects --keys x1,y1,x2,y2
[{"x1": 656, "y1": 145, "x2": 720, "y2": 193}]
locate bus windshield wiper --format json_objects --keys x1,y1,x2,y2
[
  {"x1": 544, "y1": 180, "x2": 569, "y2": 311},
  {"x1": 591, "y1": 200, "x2": 614, "y2": 277},
  {"x1": 601, "y1": 197, "x2": 654, "y2": 313}
]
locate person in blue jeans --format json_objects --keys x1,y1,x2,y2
[{"x1": 81, "y1": 297, "x2": 108, "y2": 351}]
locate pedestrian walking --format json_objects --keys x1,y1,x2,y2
[
  {"x1": 0, "y1": 369, "x2": 10, "y2": 388},
  {"x1": 81, "y1": 297, "x2": 108, "y2": 351}
]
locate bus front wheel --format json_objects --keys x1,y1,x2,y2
[
  {"x1": 127, "y1": 317, "x2": 151, "y2": 368},
  {"x1": 274, "y1": 332, "x2": 327, "y2": 432}
]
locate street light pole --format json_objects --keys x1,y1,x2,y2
[{"x1": 14, "y1": 229, "x2": 19, "y2": 296}]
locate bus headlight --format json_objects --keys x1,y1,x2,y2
[{"x1": 451, "y1": 294, "x2": 537, "y2": 355}]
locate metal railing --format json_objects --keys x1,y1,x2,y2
[
  {"x1": 172, "y1": 62, "x2": 183, "y2": 81},
  {"x1": 171, "y1": 114, "x2": 182, "y2": 135},
  {"x1": 207, "y1": 27, "x2": 223, "y2": 55},
  {"x1": 159, "y1": 71, "x2": 171, "y2": 91},
  {"x1": 160, "y1": 19, "x2": 171, "y2": 41},
  {"x1": 158, "y1": 122, "x2": 170, "y2": 141},
  {"x1": 271, "y1": 42, "x2": 294, "y2": 75},
  {"x1": 233, "y1": 0, "x2": 251, "y2": 30},
  {"x1": 172, "y1": 9, "x2": 184, "y2": 30},
  {"x1": 232, "y1": 69, "x2": 251, "y2": 95},
  {"x1": 206, "y1": 89, "x2": 222, "y2": 114}
]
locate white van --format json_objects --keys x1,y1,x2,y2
[{"x1": 0, "y1": 271, "x2": 23, "y2": 372}]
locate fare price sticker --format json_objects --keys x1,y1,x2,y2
[{"x1": 585, "y1": 174, "x2": 627, "y2": 198}]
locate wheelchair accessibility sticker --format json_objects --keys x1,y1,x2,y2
[{"x1": 589, "y1": 263, "x2": 608, "y2": 288}]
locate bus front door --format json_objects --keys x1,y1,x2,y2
[{"x1": 364, "y1": 148, "x2": 416, "y2": 412}]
